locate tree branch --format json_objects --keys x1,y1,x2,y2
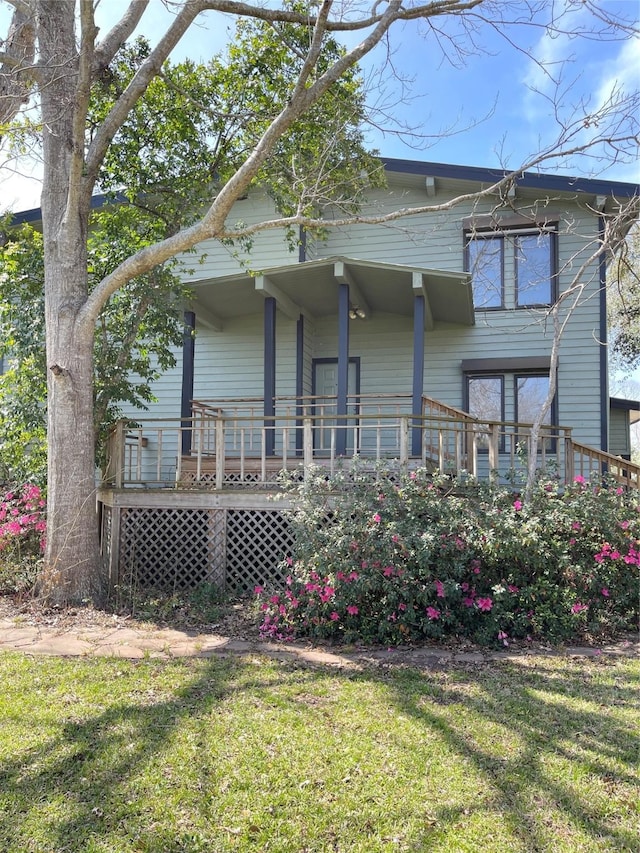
[
  {"x1": 92, "y1": 0, "x2": 150, "y2": 76},
  {"x1": 0, "y1": 2, "x2": 36, "y2": 128}
]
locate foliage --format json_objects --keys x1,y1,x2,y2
[
  {"x1": 0, "y1": 482, "x2": 45, "y2": 592},
  {"x1": 257, "y1": 467, "x2": 640, "y2": 646}
]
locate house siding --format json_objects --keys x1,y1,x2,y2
[{"x1": 118, "y1": 172, "x2": 610, "y2": 452}]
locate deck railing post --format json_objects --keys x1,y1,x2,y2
[
  {"x1": 488, "y1": 424, "x2": 499, "y2": 479},
  {"x1": 303, "y1": 418, "x2": 313, "y2": 473},
  {"x1": 565, "y1": 431, "x2": 574, "y2": 485},
  {"x1": 215, "y1": 417, "x2": 225, "y2": 490},
  {"x1": 111, "y1": 420, "x2": 126, "y2": 488},
  {"x1": 399, "y1": 416, "x2": 409, "y2": 466}
]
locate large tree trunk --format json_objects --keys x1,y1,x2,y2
[{"x1": 35, "y1": 0, "x2": 105, "y2": 604}]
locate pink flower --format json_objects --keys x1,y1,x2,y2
[
  {"x1": 497, "y1": 630, "x2": 509, "y2": 646},
  {"x1": 513, "y1": 500, "x2": 523, "y2": 511},
  {"x1": 372, "y1": 513, "x2": 381, "y2": 523},
  {"x1": 508, "y1": 584, "x2": 519, "y2": 594},
  {"x1": 619, "y1": 520, "x2": 630, "y2": 530},
  {"x1": 462, "y1": 596, "x2": 475, "y2": 608},
  {"x1": 571, "y1": 602, "x2": 588, "y2": 614},
  {"x1": 601, "y1": 587, "x2": 610, "y2": 597},
  {"x1": 434, "y1": 580, "x2": 445, "y2": 598},
  {"x1": 571, "y1": 521, "x2": 581, "y2": 531},
  {"x1": 330, "y1": 611, "x2": 340, "y2": 621},
  {"x1": 383, "y1": 566, "x2": 395, "y2": 577},
  {"x1": 398, "y1": 603, "x2": 407, "y2": 611},
  {"x1": 286, "y1": 556, "x2": 293, "y2": 567},
  {"x1": 254, "y1": 585, "x2": 264, "y2": 595},
  {"x1": 574, "y1": 475, "x2": 585, "y2": 485},
  {"x1": 476, "y1": 597, "x2": 493, "y2": 612},
  {"x1": 426, "y1": 606, "x2": 440, "y2": 620},
  {"x1": 391, "y1": 534, "x2": 400, "y2": 544},
  {"x1": 348, "y1": 571, "x2": 359, "y2": 581},
  {"x1": 346, "y1": 605, "x2": 359, "y2": 616}
]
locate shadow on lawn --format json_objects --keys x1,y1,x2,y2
[{"x1": 0, "y1": 653, "x2": 638, "y2": 852}]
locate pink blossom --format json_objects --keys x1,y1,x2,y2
[
  {"x1": 571, "y1": 521, "x2": 581, "y2": 531},
  {"x1": 372, "y1": 513, "x2": 381, "y2": 523},
  {"x1": 462, "y1": 596, "x2": 475, "y2": 608},
  {"x1": 513, "y1": 500, "x2": 523, "y2": 511},
  {"x1": 476, "y1": 597, "x2": 493, "y2": 612},
  {"x1": 330, "y1": 611, "x2": 340, "y2": 621},
  {"x1": 398, "y1": 603, "x2": 407, "y2": 611},
  {"x1": 571, "y1": 602, "x2": 588, "y2": 614},
  {"x1": 426, "y1": 606, "x2": 440, "y2": 620},
  {"x1": 254, "y1": 585, "x2": 264, "y2": 595},
  {"x1": 601, "y1": 587, "x2": 610, "y2": 597},
  {"x1": 508, "y1": 585, "x2": 519, "y2": 594},
  {"x1": 574, "y1": 475, "x2": 585, "y2": 485},
  {"x1": 409, "y1": 471, "x2": 417, "y2": 480},
  {"x1": 286, "y1": 556, "x2": 293, "y2": 567},
  {"x1": 619, "y1": 520, "x2": 630, "y2": 530},
  {"x1": 346, "y1": 605, "x2": 359, "y2": 616},
  {"x1": 391, "y1": 534, "x2": 400, "y2": 544},
  {"x1": 383, "y1": 566, "x2": 395, "y2": 577},
  {"x1": 434, "y1": 580, "x2": 445, "y2": 598},
  {"x1": 348, "y1": 571, "x2": 359, "y2": 581},
  {"x1": 497, "y1": 631, "x2": 509, "y2": 646}
]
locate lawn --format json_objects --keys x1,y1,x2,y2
[{"x1": 0, "y1": 651, "x2": 638, "y2": 852}]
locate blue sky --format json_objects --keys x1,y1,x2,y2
[{"x1": 0, "y1": 0, "x2": 638, "y2": 211}]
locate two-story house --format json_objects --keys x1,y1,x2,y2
[{"x1": 89, "y1": 158, "x2": 638, "y2": 590}]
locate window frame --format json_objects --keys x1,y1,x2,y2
[
  {"x1": 514, "y1": 229, "x2": 558, "y2": 308},
  {"x1": 464, "y1": 232, "x2": 505, "y2": 310},
  {"x1": 465, "y1": 373, "x2": 506, "y2": 452},
  {"x1": 464, "y1": 223, "x2": 558, "y2": 311}
]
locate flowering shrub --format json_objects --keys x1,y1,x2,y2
[
  {"x1": 0, "y1": 483, "x2": 46, "y2": 592},
  {"x1": 256, "y1": 467, "x2": 640, "y2": 646}
]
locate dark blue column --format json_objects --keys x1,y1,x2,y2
[
  {"x1": 180, "y1": 310, "x2": 196, "y2": 455},
  {"x1": 264, "y1": 296, "x2": 276, "y2": 456},
  {"x1": 412, "y1": 294, "x2": 425, "y2": 457},
  {"x1": 296, "y1": 313, "x2": 304, "y2": 456},
  {"x1": 337, "y1": 283, "x2": 350, "y2": 456}
]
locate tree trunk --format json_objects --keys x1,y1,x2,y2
[{"x1": 35, "y1": 0, "x2": 105, "y2": 604}]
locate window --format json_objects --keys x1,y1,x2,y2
[
  {"x1": 465, "y1": 225, "x2": 557, "y2": 310},
  {"x1": 464, "y1": 369, "x2": 556, "y2": 454},
  {"x1": 466, "y1": 235, "x2": 503, "y2": 308},
  {"x1": 515, "y1": 232, "x2": 555, "y2": 306}
]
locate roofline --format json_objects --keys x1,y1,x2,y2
[
  {"x1": 9, "y1": 191, "x2": 128, "y2": 225},
  {"x1": 7, "y1": 159, "x2": 639, "y2": 223},
  {"x1": 381, "y1": 157, "x2": 640, "y2": 199}
]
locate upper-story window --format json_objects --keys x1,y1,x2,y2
[
  {"x1": 465, "y1": 224, "x2": 557, "y2": 310},
  {"x1": 467, "y1": 236, "x2": 504, "y2": 309}
]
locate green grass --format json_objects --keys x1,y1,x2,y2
[{"x1": 0, "y1": 652, "x2": 638, "y2": 852}]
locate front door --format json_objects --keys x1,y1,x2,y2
[{"x1": 312, "y1": 358, "x2": 360, "y2": 454}]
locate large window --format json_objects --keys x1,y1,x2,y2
[
  {"x1": 466, "y1": 226, "x2": 556, "y2": 310},
  {"x1": 465, "y1": 370, "x2": 556, "y2": 453}
]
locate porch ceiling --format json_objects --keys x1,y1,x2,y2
[{"x1": 189, "y1": 256, "x2": 474, "y2": 330}]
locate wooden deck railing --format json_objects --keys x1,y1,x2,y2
[{"x1": 103, "y1": 395, "x2": 640, "y2": 490}]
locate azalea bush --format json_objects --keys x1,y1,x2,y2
[
  {"x1": 0, "y1": 483, "x2": 46, "y2": 592},
  {"x1": 256, "y1": 467, "x2": 640, "y2": 646}
]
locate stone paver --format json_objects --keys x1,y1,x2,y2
[{"x1": 0, "y1": 616, "x2": 637, "y2": 666}]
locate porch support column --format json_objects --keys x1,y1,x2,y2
[
  {"x1": 337, "y1": 282, "x2": 350, "y2": 456},
  {"x1": 412, "y1": 294, "x2": 425, "y2": 457},
  {"x1": 296, "y1": 313, "x2": 304, "y2": 456},
  {"x1": 180, "y1": 310, "x2": 196, "y2": 456},
  {"x1": 264, "y1": 296, "x2": 276, "y2": 457}
]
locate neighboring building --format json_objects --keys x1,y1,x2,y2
[{"x1": 24, "y1": 158, "x2": 640, "y2": 589}]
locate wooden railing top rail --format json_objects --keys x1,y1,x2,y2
[
  {"x1": 571, "y1": 440, "x2": 640, "y2": 476},
  {"x1": 422, "y1": 395, "x2": 478, "y2": 423}
]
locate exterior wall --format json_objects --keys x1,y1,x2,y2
[
  {"x1": 179, "y1": 191, "x2": 299, "y2": 281},
  {"x1": 609, "y1": 408, "x2": 631, "y2": 457},
  {"x1": 314, "y1": 177, "x2": 604, "y2": 447},
  {"x1": 119, "y1": 172, "x2": 607, "y2": 451}
]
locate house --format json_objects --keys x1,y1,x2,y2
[{"x1": 93, "y1": 158, "x2": 639, "y2": 591}]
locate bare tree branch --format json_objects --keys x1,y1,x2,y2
[
  {"x1": 92, "y1": 0, "x2": 150, "y2": 75},
  {"x1": 0, "y1": 2, "x2": 36, "y2": 128}
]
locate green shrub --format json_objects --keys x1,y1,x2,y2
[{"x1": 256, "y1": 467, "x2": 640, "y2": 646}]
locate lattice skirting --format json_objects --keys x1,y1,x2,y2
[{"x1": 104, "y1": 505, "x2": 292, "y2": 593}]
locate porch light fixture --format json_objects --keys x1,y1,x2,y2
[{"x1": 349, "y1": 306, "x2": 366, "y2": 320}]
